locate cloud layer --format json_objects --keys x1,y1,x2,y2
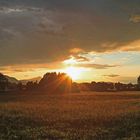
[{"x1": 0, "y1": 0, "x2": 140, "y2": 67}]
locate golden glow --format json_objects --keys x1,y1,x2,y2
[
  {"x1": 63, "y1": 56, "x2": 77, "y2": 65},
  {"x1": 65, "y1": 66, "x2": 82, "y2": 80}
]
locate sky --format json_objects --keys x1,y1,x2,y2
[{"x1": 0, "y1": 0, "x2": 140, "y2": 83}]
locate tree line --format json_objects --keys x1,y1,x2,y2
[{"x1": 0, "y1": 72, "x2": 140, "y2": 93}]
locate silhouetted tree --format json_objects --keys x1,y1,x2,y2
[
  {"x1": 72, "y1": 82, "x2": 80, "y2": 92},
  {"x1": 0, "y1": 73, "x2": 9, "y2": 91},
  {"x1": 137, "y1": 76, "x2": 140, "y2": 90},
  {"x1": 115, "y1": 82, "x2": 123, "y2": 91},
  {"x1": 17, "y1": 82, "x2": 23, "y2": 91},
  {"x1": 127, "y1": 83, "x2": 134, "y2": 91},
  {"x1": 26, "y1": 81, "x2": 38, "y2": 91},
  {"x1": 39, "y1": 72, "x2": 72, "y2": 93},
  {"x1": 78, "y1": 83, "x2": 91, "y2": 91},
  {"x1": 0, "y1": 72, "x2": 139, "y2": 93},
  {"x1": 7, "y1": 82, "x2": 17, "y2": 91},
  {"x1": 138, "y1": 76, "x2": 140, "y2": 85}
]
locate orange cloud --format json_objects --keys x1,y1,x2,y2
[
  {"x1": 70, "y1": 48, "x2": 84, "y2": 54},
  {"x1": 130, "y1": 15, "x2": 140, "y2": 23},
  {"x1": 121, "y1": 39, "x2": 140, "y2": 51}
]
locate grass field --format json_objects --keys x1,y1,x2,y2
[{"x1": 0, "y1": 91, "x2": 140, "y2": 140}]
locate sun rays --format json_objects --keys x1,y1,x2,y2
[{"x1": 65, "y1": 66, "x2": 83, "y2": 80}]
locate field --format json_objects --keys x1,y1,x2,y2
[{"x1": 0, "y1": 91, "x2": 140, "y2": 140}]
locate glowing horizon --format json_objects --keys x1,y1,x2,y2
[{"x1": 0, "y1": 1, "x2": 139, "y2": 83}]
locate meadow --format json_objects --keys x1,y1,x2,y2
[{"x1": 0, "y1": 91, "x2": 140, "y2": 140}]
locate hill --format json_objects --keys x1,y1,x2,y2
[
  {"x1": 1, "y1": 74, "x2": 19, "y2": 84},
  {"x1": 20, "y1": 76, "x2": 42, "y2": 85}
]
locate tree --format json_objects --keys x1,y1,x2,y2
[
  {"x1": 0, "y1": 73, "x2": 9, "y2": 91},
  {"x1": 39, "y1": 72, "x2": 72, "y2": 93},
  {"x1": 17, "y1": 82, "x2": 23, "y2": 91},
  {"x1": 138, "y1": 76, "x2": 140, "y2": 85},
  {"x1": 26, "y1": 81, "x2": 38, "y2": 91},
  {"x1": 137, "y1": 76, "x2": 140, "y2": 90}
]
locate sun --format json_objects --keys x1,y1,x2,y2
[{"x1": 65, "y1": 66, "x2": 82, "y2": 80}]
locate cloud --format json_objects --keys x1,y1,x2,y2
[
  {"x1": 0, "y1": 1, "x2": 139, "y2": 67},
  {"x1": 103, "y1": 74, "x2": 120, "y2": 78},
  {"x1": 70, "y1": 48, "x2": 84, "y2": 54},
  {"x1": 120, "y1": 39, "x2": 140, "y2": 51},
  {"x1": 0, "y1": 61, "x2": 65, "y2": 74},
  {"x1": 75, "y1": 63, "x2": 118, "y2": 69},
  {"x1": 38, "y1": 17, "x2": 64, "y2": 34},
  {"x1": 118, "y1": 76, "x2": 137, "y2": 84},
  {"x1": 130, "y1": 15, "x2": 140, "y2": 23},
  {"x1": 0, "y1": 7, "x2": 24, "y2": 14},
  {"x1": 1, "y1": 28, "x2": 21, "y2": 39},
  {"x1": 0, "y1": 6, "x2": 43, "y2": 14},
  {"x1": 63, "y1": 54, "x2": 118, "y2": 69},
  {"x1": 73, "y1": 55, "x2": 90, "y2": 62}
]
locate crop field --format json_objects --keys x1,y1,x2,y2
[{"x1": 0, "y1": 91, "x2": 140, "y2": 140}]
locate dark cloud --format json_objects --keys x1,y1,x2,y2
[
  {"x1": 0, "y1": 0, "x2": 139, "y2": 66},
  {"x1": 130, "y1": 14, "x2": 140, "y2": 23},
  {"x1": 73, "y1": 55, "x2": 90, "y2": 62},
  {"x1": 103, "y1": 74, "x2": 120, "y2": 78},
  {"x1": 75, "y1": 63, "x2": 118, "y2": 69}
]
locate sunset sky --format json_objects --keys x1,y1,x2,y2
[{"x1": 0, "y1": 0, "x2": 140, "y2": 83}]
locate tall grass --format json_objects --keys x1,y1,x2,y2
[{"x1": 0, "y1": 91, "x2": 140, "y2": 139}]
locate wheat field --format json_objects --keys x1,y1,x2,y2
[{"x1": 0, "y1": 91, "x2": 140, "y2": 140}]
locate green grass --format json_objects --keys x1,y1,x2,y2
[{"x1": 0, "y1": 91, "x2": 140, "y2": 140}]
